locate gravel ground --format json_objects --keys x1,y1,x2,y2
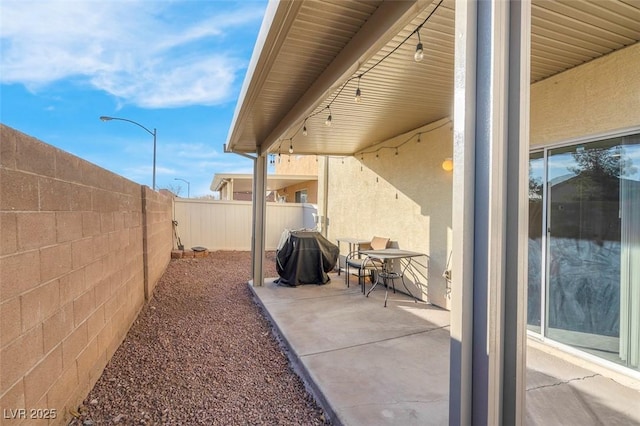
[{"x1": 69, "y1": 251, "x2": 327, "y2": 425}]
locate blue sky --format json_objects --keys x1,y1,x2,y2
[{"x1": 0, "y1": 0, "x2": 268, "y2": 197}]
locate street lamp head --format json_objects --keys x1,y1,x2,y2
[
  {"x1": 174, "y1": 178, "x2": 190, "y2": 198},
  {"x1": 99, "y1": 114, "x2": 157, "y2": 191}
]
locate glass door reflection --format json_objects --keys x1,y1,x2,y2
[
  {"x1": 546, "y1": 139, "x2": 623, "y2": 358},
  {"x1": 528, "y1": 134, "x2": 640, "y2": 371},
  {"x1": 528, "y1": 152, "x2": 544, "y2": 333}
]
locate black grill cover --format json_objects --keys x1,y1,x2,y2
[{"x1": 275, "y1": 231, "x2": 339, "y2": 286}]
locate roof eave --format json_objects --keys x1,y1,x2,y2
[
  {"x1": 225, "y1": 0, "x2": 434, "y2": 156},
  {"x1": 224, "y1": 0, "x2": 303, "y2": 155}
]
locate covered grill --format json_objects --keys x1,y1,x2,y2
[{"x1": 275, "y1": 230, "x2": 339, "y2": 286}]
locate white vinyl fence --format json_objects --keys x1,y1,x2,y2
[{"x1": 172, "y1": 199, "x2": 318, "y2": 251}]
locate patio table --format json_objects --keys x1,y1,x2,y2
[{"x1": 360, "y1": 249, "x2": 423, "y2": 307}]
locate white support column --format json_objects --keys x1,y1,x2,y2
[
  {"x1": 321, "y1": 156, "x2": 329, "y2": 237},
  {"x1": 251, "y1": 151, "x2": 268, "y2": 286},
  {"x1": 503, "y1": 2, "x2": 530, "y2": 424},
  {"x1": 449, "y1": 0, "x2": 477, "y2": 424},
  {"x1": 450, "y1": 1, "x2": 530, "y2": 425}
]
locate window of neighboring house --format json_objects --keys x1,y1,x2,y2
[{"x1": 295, "y1": 189, "x2": 307, "y2": 203}]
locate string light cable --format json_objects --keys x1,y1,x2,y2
[
  {"x1": 355, "y1": 118, "x2": 452, "y2": 159},
  {"x1": 273, "y1": 0, "x2": 445, "y2": 154},
  {"x1": 312, "y1": 0, "x2": 444, "y2": 115}
]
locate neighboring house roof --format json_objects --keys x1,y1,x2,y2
[
  {"x1": 210, "y1": 173, "x2": 318, "y2": 193},
  {"x1": 225, "y1": 0, "x2": 640, "y2": 158}
]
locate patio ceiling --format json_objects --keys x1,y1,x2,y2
[
  {"x1": 210, "y1": 173, "x2": 318, "y2": 193},
  {"x1": 226, "y1": 0, "x2": 640, "y2": 158}
]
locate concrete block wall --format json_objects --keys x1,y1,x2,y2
[
  {"x1": 142, "y1": 187, "x2": 172, "y2": 299},
  {"x1": 0, "y1": 125, "x2": 172, "y2": 425}
]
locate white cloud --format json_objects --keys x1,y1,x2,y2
[
  {"x1": 154, "y1": 165, "x2": 179, "y2": 176},
  {"x1": 90, "y1": 55, "x2": 241, "y2": 108},
  {"x1": 122, "y1": 164, "x2": 177, "y2": 180},
  {"x1": 167, "y1": 142, "x2": 222, "y2": 159},
  {"x1": 0, "y1": 0, "x2": 265, "y2": 108}
]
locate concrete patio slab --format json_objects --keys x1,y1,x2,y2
[
  {"x1": 525, "y1": 371, "x2": 640, "y2": 425},
  {"x1": 250, "y1": 273, "x2": 640, "y2": 426}
]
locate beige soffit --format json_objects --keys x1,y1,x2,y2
[
  {"x1": 225, "y1": 0, "x2": 640, "y2": 158},
  {"x1": 210, "y1": 173, "x2": 318, "y2": 193}
]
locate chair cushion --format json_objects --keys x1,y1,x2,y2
[
  {"x1": 346, "y1": 257, "x2": 383, "y2": 269},
  {"x1": 370, "y1": 236, "x2": 389, "y2": 250}
]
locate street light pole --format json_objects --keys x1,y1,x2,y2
[
  {"x1": 99, "y1": 116, "x2": 157, "y2": 191},
  {"x1": 174, "y1": 178, "x2": 190, "y2": 198}
]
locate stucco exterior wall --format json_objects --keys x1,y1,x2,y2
[
  {"x1": 274, "y1": 155, "x2": 319, "y2": 175},
  {"x1": 278, "y1": 180, "x2": 318, "y2": 203},
  {"x1": 272, "y1": 155, "x2": 318, "y2": 203},
  {"x1": 324, "y1": 119, "x2": 453, "y2": 309},
  {"x1": 531, "y1": 43, "x2": 640, "y2": 147},
  {"x1": 0, "y1": 125, "x2": 172, "y2": 425}
]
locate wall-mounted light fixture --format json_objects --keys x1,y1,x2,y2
[{"x1": 442, "y1": 157, "x2": 453, "y2": 172}]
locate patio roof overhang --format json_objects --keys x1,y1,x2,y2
[
  {"x1": 210, "y1": 173, "x2": 318, "y2": 193},
  {"x1": 225, "y1": 0, "x2": 640, "y2": 158}
]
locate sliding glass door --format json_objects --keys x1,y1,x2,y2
[
  {"x1": 528, "y1": 133, "x2": 640, "y2": 372},
  {"x1": 619, "y1": 135, "x2": 640, "y2": 370},
  {"x1": 546, "y1": 139, "x2": 622, "y2": 356},
  {"x1": 528, "y1": 152, "x2": 544, "y2": 333}
]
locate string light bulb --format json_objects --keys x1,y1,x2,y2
[
  {"x1": 325, "y1": 106, "x2": 332, "y2": 127},
  {"x1": 355, "y1": 76, "x2": 362, "y2": 103},
  {"x1": 302, "y1": 119, "x2": 308, "y2": 136},
  {"x1": 414, "y1": 29, "x2": 424, "y2": 62},
  {"x1": 288, "y1": 140, "x2": 294, "y2": 154}
]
